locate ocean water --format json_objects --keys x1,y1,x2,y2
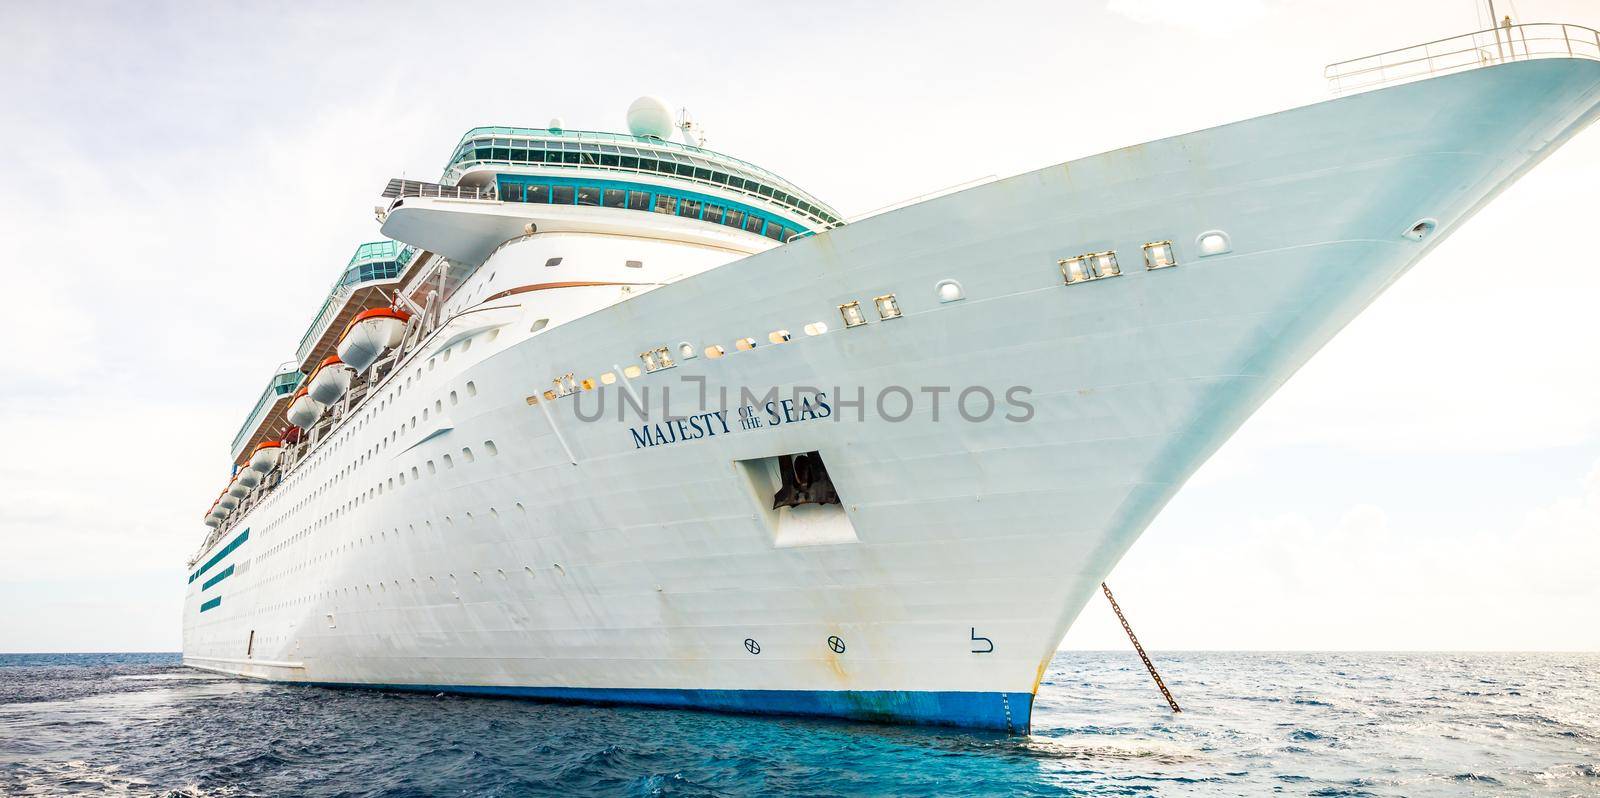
[{"x1": 0, "y1": 652, "x2": 1595, "y2": 797}]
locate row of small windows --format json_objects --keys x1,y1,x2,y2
[
  {"x1": 452, "y1": 138, "x2": 838, "y2": 225},
  {"x1": 499, "y1": 181, "x2": 800, "y2": 242}
]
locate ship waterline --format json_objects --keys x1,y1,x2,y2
[{"x1": 184, "y1": 55, "x2": 1600, "y2": 731}]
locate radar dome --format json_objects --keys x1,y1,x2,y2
[
  {"x1": 626, "y1": 96, "x2": 674, "y2": 139},
  {"x1": 547, "y1": 116, "x2": 564, "y2": 131}
]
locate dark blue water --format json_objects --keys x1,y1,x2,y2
[{"x1": 1, "y1": 652, "x2": 1595, "y2": 796}]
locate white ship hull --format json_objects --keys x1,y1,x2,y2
[{"x1": 183, "y1": 59, "x2": 1600, "y2": 731}]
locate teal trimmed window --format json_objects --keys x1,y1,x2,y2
[
  {"x1": 202, "y1": 564, "x2": 234, "y2": 591},
  {"x1": 190, "y1": 528, "x2": 249, "y2": 584},
  {"x1": 200, "y1": 597, "x2": 222, "y2": 613},
  {"x1": 496, "y1": 175, "x2": 808, "y2": 243}
]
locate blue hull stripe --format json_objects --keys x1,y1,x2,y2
[
  {"x1": 302, "y1": 681, "x2": 1033, "y2": 732},
  {"x1": 201, "y1": 564, "x2": 234, "y2": 591},
  {"x1": 190, "y1": 528, "x2": 249, "y2": 584},
  {"x1": 199, "y1": 596, "x2": 222, "y2": 612}
]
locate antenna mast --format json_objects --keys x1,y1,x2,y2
[{"x1": 676, "y1": 107, "x2": 706, "y2": 147}]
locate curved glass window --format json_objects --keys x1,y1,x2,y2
[{"x1": 496, "y1": 175, "x2": 810, "y2": 242}]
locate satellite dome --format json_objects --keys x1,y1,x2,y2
[
  {"x1": 626, "y1": 96, "x2": 674, "y2": 139},
  {"x1": 547, "y1": 116, "x2": 564, "y2": 132}
]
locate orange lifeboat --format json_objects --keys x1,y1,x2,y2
[
  {"x1": 337, "y1": 307, "x2": 410, "y2": 372},
  {"x1": 307, "y1": 355, "x2": 354, "y2": 404},
  {"x1": 285, "y1": 385, "x2": 325, "y2": 429},
  {"x1": 249, "y1": 440, "x2": 282, "y2": 474}
]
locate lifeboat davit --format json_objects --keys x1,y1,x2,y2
[
  {"x1": 307, "y1": 355, "x2": 354, "y2": 404},
  {"x1": 336, "y1": 308, "x2": 409, "y2": 373},
  {"x1": 249, "y1": 440, "x2": 282, "y2": 473},
  {"x1": 285, "y1": 386, "x2": 325, "y2": 428},
  {"x1": 236, "y1": 468, "x2": 261, "y2": 489}
]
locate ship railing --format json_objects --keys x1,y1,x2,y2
[
  {"x1": 382, "y1": 178, "x2": 497, "y2": 204},
  {"x1": 1325, "y1": 22, "x2": 1600, "y2": 94}
]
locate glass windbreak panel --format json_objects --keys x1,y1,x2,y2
[
  {"x1": 621, "y1": 156, "x2": 639, "y2": 169},
  {"x1": 577, "y1": 186, "x2": 600, "y2": 206},
  {"x1": 693, "y1": 167, "x2": 711, "y2": 180},
  {"x1": 492, "y1": 148, "x2": 509, "y2": 160},
  {"x1": 527, "y1": 185, "x2": 550, "y2": 203},
  {"x1": 580, "y1": 152, "x2": 598, "y2": 165},
  {"x1": 551, "y1": 185, "x2": 575, "y2": 204},
  {"x1": 712, "y1": 172, "x2": 729, "y2": 184},
  {"x1": 528, "y1": 150, "x2": 546, "y2": 163},
  {"x1": 744, "y1": 214, "x2": 764, "y2": 233},
  {"x1": 474, "y1": 147, "x2": 491, "y2": 160},
  {"x1": 600, "y1": 154, "x2": 619, "y2": 166},
  {"x1": 654, "y1": 161, "x2": 674, "y2": 175},
  {"x1": 727, "y1": 176, "x2": 745, "y2": 190},
  {"x1": 759, "y1": 185, "x2": 774, "y2": 197},
  {"x1": 702, "y1": 204, "x2": 724, "y2": 224},
  {"x1": 653, "y1": 194, "x2": 676, "y2": 214},
  {"x1": 723, "y1": 208, "x2": 745, "y2": 228},
  {"x1": 626, "y1": 191, "x2": 651, "y2": 211},
  {"x1": 563, "y1": 152, "x2": 580, "y2": 164},
  {"x1": 764, "y1": 220, "x2": 785, "y2": 240},
  {"x1": 510, "y1": 148, "x2": 527, "y2": 161},
  {"x1": 674, "y1": 163, "x2": 693, "y2": 177},
  {"x1": 677, "y1": 198, "x2": 701, "y2": 219},
  {"x1": 602, "y1": 189, "x2": 626, "y2": 208},
  {"x1": 638, "y1": 158, "x2": 657, "y2": 171},
  {"x1": 502, "y1": 183, "x2": 525, "y2": 202}
]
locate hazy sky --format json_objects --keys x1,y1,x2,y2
[{"x1": 2, "y1": 0, "x2": 1597, "y2": 652}]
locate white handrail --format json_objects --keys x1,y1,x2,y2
[{"x1": 1325, "y1": 22, "x2": 1600, "y2": 94}]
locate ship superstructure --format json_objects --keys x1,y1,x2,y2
[{"x1": 185, "y1": 30, "x2": 1600, "y2": 731}]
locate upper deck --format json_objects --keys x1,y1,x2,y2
[{"x1": 441, "y1": 126, "x2": 842, "y2": 230}]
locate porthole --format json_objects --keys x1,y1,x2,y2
[
  {"x1": 874, "y1": 294, "x2": 902, "y2": 320},
  {"x1": 625, "y1": 259, "x2": 643, "y2": 268},
  {"x1": 705, "y1": 345, "x2": 726, "y2": 359},
  {"x1": 426, "y1": 461, "x2": 436, "y2": 475},
  {"x1": 600, "y1": 372, "x2": 617, "y2": 385},
  {"x1": 678, "y1": 342, "x2": 697, "y2": 360},
  {"x1": 803, "y1": 321, "x2": 829, "y2": 336},
  {"x1": 935, "y1": 280, "x2": 965, "y2": 303},
  {"x1": 768, "y1": 330, "x2": 792, "y2": 343},
  {"x1": 623, "y1": 365, "x2": 642, "y2": 378},
  {"x1": 1197, "y1": 230, "x2": 1232, "y2": 256},
  {"x1": 466, "y1": 381, "x2": 477, "y2": 397},
  {"x1": 449, "y1": 391, "x2": 458, "y2": 405},
  {"x1": 839, "y1": 301, "x2": 866, "y2": 328},
  {"x1": 736, "y1": 337, "x2": 757, "y2": 351},
  {"x1": 531, "y1": 318, "x2": 549, "y2": 333},
  {"x1": 443, "y1": 454, "x2": 454, "y2": 469},
  {"x1": 545, "y1": 257, "x2": 563, "y2": 268},
  {"x1": 484, "y1": 440, "x2": 498, "y2": 456},
  {"x1": 462, "y1": 447, "x2": 476, "y2": 463},
  {"x1": 1403, "y1": 218, "x2": 1437, "y2": 242}
]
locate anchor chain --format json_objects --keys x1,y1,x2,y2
[{"x1": 1101, "y1": 581, "x2": 1181, "y2": 713}]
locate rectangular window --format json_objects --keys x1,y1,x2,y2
[
  {"x1": 491, "y1": 148, "x2": 509, "y2": 160},
  {"x1": 702, "y1": 204, "x2": 724, "y2": 224},
  {"x1": 577, "y1": 186, "x2": 600, "y2": 206},
  {"x1": 602, "y1": 189, "x2": 626, "y2": 208},
  {"x1": 528, "y1": 149, "x2": 546, "y2": 163},
  {"x1": 600, "y1": 154, "x2": 619, "y2": 167},
  {"x1": 723, "y1": 208, "x2": 744, "y2": 228},
  {"x1": 526, "y1": 185, "x2": 550, "y2": 203},
  {"x1": 639, "y1": 158, "x2": 657, "y2": 172},
  {"x1": 621, "y1": 156, "x2": 639, "y2": 169},
  {"x1": 763, "y1": 220, "x2": 785, "y2": 240},
  {"x1": 626, "y1": 191, "x2": 651, "y2": 211},
  {"x1": 551, "y1": 185, "x2": 575, "y2": 204},
  {"x1": 562, "y1": 152, "x2": 580, "y2": 164},
  {"x1": 501, "y1": 183, "x2": 524, "y2": 202},
  {"x1": 653, "y1": 193, "x2": 676, "y2": 214},
  {"x1": 677, "y1": 198, "x2": 702, "y2": 219},
  {"x1": 510, "y1": 148, "x2": 527, "y2": 161},
  {"x1": 744, "y1": 214, "x2": 765, "y2": 233}
]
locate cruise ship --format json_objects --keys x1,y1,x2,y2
[{"x1": 184, "y1": 25, "x2": 1600, "y2": 732}]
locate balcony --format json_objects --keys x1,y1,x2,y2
[{"x1": 1325, "y1": 23, "x2": 1600, "y2": 94}]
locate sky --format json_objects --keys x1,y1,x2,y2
[{"x1": 1, "y1": 0, "x2": 1597, "y2": 653}]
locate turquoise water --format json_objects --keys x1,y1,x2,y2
[{"x1": 1, "y1": 652, "x2": 1595, "y2": 796}]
